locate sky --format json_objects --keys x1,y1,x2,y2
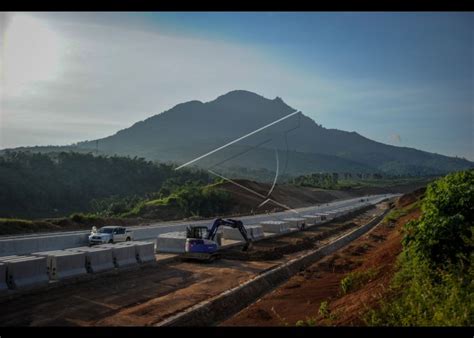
[{"x1": 1, "y1": 12, "x2": 473, "y2": 160}]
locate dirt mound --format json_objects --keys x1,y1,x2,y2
[
  {"x1": 396, "y1": 187, "x2": 426, "y2": 208},
  {"x1": 218, "y1": 179, "x2": 428, "y2": 216},
  {"x1": 217, "y1": 179, "x2": 355, "y2": 214}
]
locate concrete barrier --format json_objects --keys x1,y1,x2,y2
[
  {"x1": 3, "y1": 256, "x2": 49, "y2": 289},
  {"x1": 133, "y1": 241, "x2": 156, "y2": 263},
  {"x1": 308, "y1": 215, "x2": 322, "y2": 223},
  {"x1": 260, "y1": 221, "x2": 291, "y2": 233},
  {"x1": 0, "y1": 255, "x2": 30, "y2": 261},
  {"x1": 284, "y1": 217, "x2": 307, "y2": 229},
  {"x1": 66, "y1": 247, "x2": 114, "y2": 273},
  {"x1": 222, "y1": 225, "x2": 264, "y2": 241},
  {"x1": 312, "y1": 213, "x2": 329, "y2": 221},
  {"x1": 247, "y1": 225, "x2": 265, "y2": 241},
  {"x1": 156, "y1": 232, "x2": 187, "y2": 254},
  {"x1": 0, "y1": 263, "x2": 7, "y2": 291},
  {"x1": 32, "y1": 250, "x2": 87, "y2": 280},
  {"x1": 96, "y1": 244, "x2": 138, "y2": 268},
  {"x1": 132, "y1": 224, "x2": 189, "y2": 241},
  {"x1": 0, "y1": 233, "x2": 90, "y2": 257},
  {"x1": 215, "y1": 232, "x2": 223, "y2": 246},
  {"x1": 300, "y1": 215, "x2": 316, "y2": 225}
]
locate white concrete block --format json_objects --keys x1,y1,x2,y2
[
  {"x1": 156, "y1": 232, "x2": 187, "y2": 254},
  {"x1": 247, "y1": 225, "x2": 265, "y2": 240},
  {"x1": 133, "y1": 241, "x2": 156, "y2": 263},
  {"x1": 3, "y1": 256, "x2": 49, "y2": 289},
  {"x1": 96, "y1": 244, "x2": 138, "y2": 268},
  {"x1": 0, "y1": 255, "x2": 30, "y2": 261},
  {"x1": 215, "y1": 232, "x2": 223, "y2": 246},
  {"x1": 222, "y1": 225, "x2": 264, "y2": 241},
  {"x1": 284, "y1": 217, "x2": 307, "y2": 228},
  {"x1": 312, "y1": 213, "x2": 330, "y2": 221},
  {"x1": 32, "y1": 250, "x2": 87, "y2": 280},
  {"x1": 0, "y1": 263, "x2": 7, "y2": 291},
  {"x1": 66, "y1": 247, "x2": 114, "y2": 273},
  {"x1": 260, "y1": 221, "x2": 291, "y2": 233}
]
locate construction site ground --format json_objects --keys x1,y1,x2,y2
[
  {"x1": 0, "y1": 202, "x2": 391, "y2": 326},
  {"x1": 222, "y1": 200, "x2": 422, "y2": 326}
]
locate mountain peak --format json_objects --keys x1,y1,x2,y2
[
  {"x1": 211, "y1": 90, "x2": 296, "y2": 113},
  {"x1": 212, "y1": 89, "x2": 268, "y2": 103}
]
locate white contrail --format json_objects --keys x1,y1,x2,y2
[
  {"x1": 175, "y1": 110, "x2": 300, "y2": 170},
  {"x1": 266, "y1": 148, "x2": 279, "y2": 198}
]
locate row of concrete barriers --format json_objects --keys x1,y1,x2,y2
[
  {"x1": 155, "y1": 201, "x2": 372, "y2": 253},
  {"x1": 0, "y1": 241, "x2": 155, "y2": 291}
]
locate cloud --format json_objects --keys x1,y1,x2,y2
[{"x1": 1, "y1": 13, "x2": 344, "y2": 147}]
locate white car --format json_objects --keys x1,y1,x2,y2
[{"x1": 88, "y1": 226, "x2": 134, "y2": 245}]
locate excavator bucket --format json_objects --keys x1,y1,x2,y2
[{"x1": 242, "y1": 241, "x2": 252, "y2": 252}]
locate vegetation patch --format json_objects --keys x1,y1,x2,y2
[
  {"x1": 0, "y1": 151, "x2": 213, "y2": 218},
  {"x1": 366, "y1": 169, "x2": 474, "y2": 326},
  {"x1": 0, "y1": 218, "x2": 58, "y2": 235},
  {"x1": 340, "y1": 268, "x2": 378, "y2": 295},
  {"x1": 383, "y1": 199, "x2": 422, "y2": 225}
]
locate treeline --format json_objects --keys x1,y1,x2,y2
[
  {"x1": 0, "y1": 151, "x2": 213, "y2": 218},
  {"x1": 291, "y1": 173, "x2": 341, "y2": 189},
  {"x1": 368, "y1": 169, "x2": 473, "y2": 325}
]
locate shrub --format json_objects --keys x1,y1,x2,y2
[
  {"x1": 295, "y1": 317, "x2": 317, "y2": 326},
  {"x1": 367, "y1": 169, "x2": 474, "y2": 326},
  {"x1": 366, "y1": 247, "x2": 473, "y2": 326},
  {"x1": 403, "y1": 169, "x2": 474, "y2": 268},
  {"x1": 340, "y1": 268, "x2": 378, "y2": 295},
  {"x1": 318, "y1": 301, "x2": 330, "y2": 318}
]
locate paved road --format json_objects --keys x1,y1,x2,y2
[{"x1": 0, "y1": 193, "x2": 398, "y2": 256}]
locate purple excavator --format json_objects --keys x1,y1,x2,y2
[{"x1": 183, "y1": 218, "x2": 252, "y2": 262}]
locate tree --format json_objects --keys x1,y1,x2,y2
[{"x1": 403, "y1": 169, "x2": 474, "y2": 268}]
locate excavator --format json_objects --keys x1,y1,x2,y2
[{"x1": 182, "y1": 218, "x2": 252, "y2": 262}]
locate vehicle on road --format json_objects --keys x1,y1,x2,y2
[
  {"x1": 88, "y1": 226, "x2": 133, "y2": 245},
  {"x1": 182, "y1": 218, "x2": 251, "y2": 262}
]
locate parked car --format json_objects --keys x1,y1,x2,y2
[{"x1": 88, "y1": 226, "x2": 133, "y2": 245}]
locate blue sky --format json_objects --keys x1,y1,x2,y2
[{"x1": 1, "y1": 12, "x2": 473, "y2": 160}]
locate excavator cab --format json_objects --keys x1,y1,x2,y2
[{"x1": 186, "y1": 225, "x2": 208, "y2": 239}]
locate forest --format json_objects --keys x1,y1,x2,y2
[{"x1": 0, "y1": 151, "x2": 213, "y2": 218}]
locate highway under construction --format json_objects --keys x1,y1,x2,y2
[{"x1": 0, "y1": 194, "x2": 396, "y2": 326}]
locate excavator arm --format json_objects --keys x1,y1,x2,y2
[{"x1": 207, "y1": 218, "x2": 252, "y2": 251}]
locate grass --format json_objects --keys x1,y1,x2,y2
[
  {"x1": 364, "y1": 251, "x2": 473, "y2": 326},
  {"x1": 318, "y1": 301, "x2": 330, "y2": 318},
  {"x1": 340, "y1": 268, "x2": 379, "y2": 295},
  {"x1": 294, "y1": 300, "x2": 340, "y2": 326},
  {"x1": 0, "y1": 217, "x2": 57, "y2": 235},
  {"x1": 295, "y1": 317, "x2": 317, "y2": 327},
  {"x1": 383, "y1": 199, "x2": 421, "y2": 225}
]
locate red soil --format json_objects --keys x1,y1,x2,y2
[{"x1": 221, "y1": 205, "x2": 421, "y2": 326}]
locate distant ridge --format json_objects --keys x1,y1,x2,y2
[{"x1": 3, "y1": 90, "x2": 473, "y2": 176}]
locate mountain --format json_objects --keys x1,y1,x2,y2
[{"x1": 5, "y1": 90, "x2": 473, "y2": 176}]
